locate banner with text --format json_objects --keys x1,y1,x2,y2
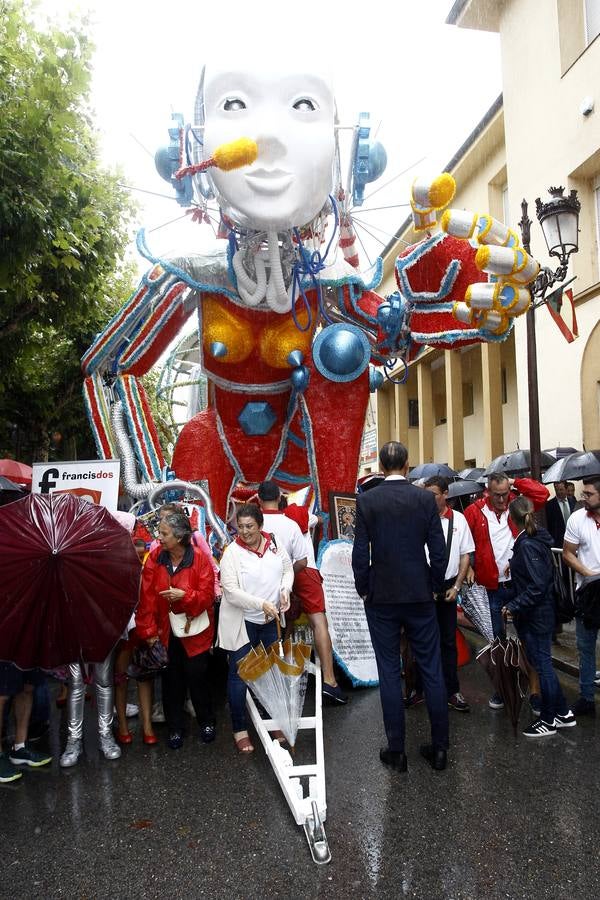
[
  {"x1": 31, "y1": 459, "x2": 121, "y2": 512},
  {"x1": 319, "y1": 539, "x2": 378, "y2": 687}
]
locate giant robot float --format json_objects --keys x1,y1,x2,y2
[{"x1": 82, "y1": 61, "x2": 539, "y2": 532}]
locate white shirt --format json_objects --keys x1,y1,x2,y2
[
  {"x1": 564, "y1": 508, "x2": 600, "y2": 588},
  {"x1": 233, "y1": 539, "x2": 284, "y2": 625},
  {"x1": 481, "y1": 504, "x2": 514, "y2": 583},
  {"x1": 262, "y1": 511, "x2": 307, "y2": 565},
  {"x1": 425, "y1": 509, "x2": 475, "y2": 580}
]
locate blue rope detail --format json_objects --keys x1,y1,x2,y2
[
  {"x1": 136, "y1": 229, "x2": 239, "y2": 301},
  {"x1": 272, "y1": 469, "x2": 311, "y2": 484},
  {"x1": 287, "y1": 430, "x2": 306, "y2": 449}
]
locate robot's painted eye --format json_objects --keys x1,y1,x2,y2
[
  {"x1": 293, "y1": 98, "x2": 317, "y2": 112},
  {"x1": 223, "y1": 98, "x2": 246, "y2": 111}
]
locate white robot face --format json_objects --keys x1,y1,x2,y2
[{"x1": 202, "y1": 63, "x2": 335, "y2": 232}]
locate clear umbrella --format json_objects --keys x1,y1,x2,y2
[{"x1": 237, "y1": 637, "x2": 312, "y2": 748}]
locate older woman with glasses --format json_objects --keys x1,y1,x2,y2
[
  {"x1": 136, "y1": 510, "x2": 216, "y2": 749},
  {"x1": 218, "y1": 503, "x2": 292, "y2": 753}
]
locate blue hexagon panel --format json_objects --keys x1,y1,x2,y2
[{"x1": 238, "y1": 401, "x2": 277, "y2": 436}]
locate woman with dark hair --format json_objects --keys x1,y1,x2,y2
[
  {"x1": 218, "y1": 503, "x2": 293, "y2": 753},
  {"x1": 136, "y1": 511, "x2": 216, "y2": 749},
  {"x1": 502, "y1": 496, "x2": 575, "y2": 738}
]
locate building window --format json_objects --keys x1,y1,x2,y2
[
  {"x1": 501, "y1": 368, "x2": 508, "y2": 405},
  {"x1": 585, "y1": 0, "x2": 600, "y2": 44},
  {"x1": 408, "y1": 398, "x2": 419, "y2": 427},
  {"x1": 462, "y1": 382, "x2": 474, "y2": 416}
]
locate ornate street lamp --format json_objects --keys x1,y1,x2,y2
[{"x1": 518, "y1": 187, "x2": 580, "y2": 482}]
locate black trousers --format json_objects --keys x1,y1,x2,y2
[
  {"x1": 414, "y1": 581, "x2": 460, "y2": 698},
  {"x1": 365, "y1": 600, "x2": 449, "y2": 752},
  {"x1": 162, "y1": 633, "x2": 213, "y2": 733}
]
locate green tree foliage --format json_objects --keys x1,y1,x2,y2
[{"x1": 0, "y1": 0, "x2": 137, "y2": 461}]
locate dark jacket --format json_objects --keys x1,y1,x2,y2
[
  {"x1": 463, "y1": 478, "x2": 550, "y2": 590},
  {"x1": 352, "y1": 478, "x2": 446, "y2": 604},
  {"x1": 505, "y1": 527, "x2": 555, "y2": 634},
  {"x1": 545, "y1": 495, "x2": 577, "y2": 548}
]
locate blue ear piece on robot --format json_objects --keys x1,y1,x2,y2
[
  {"x1": 351, "y1": 112, "x2": 388, "y2": 207},
  {"x1": 154, "y1": 113, "x2": 194, "y2": 207}
]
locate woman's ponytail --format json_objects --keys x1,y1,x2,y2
[{"x1": 508, "y1": 494, "x2": 536, "y2": 535}]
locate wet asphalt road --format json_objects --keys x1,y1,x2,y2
[{"x1": 2, "y1": 639, "x2": 600, "y2": 900}]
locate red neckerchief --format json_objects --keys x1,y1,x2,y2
[
  {"x1": 235, "y1": 531, "x2": 273, "y2": 557},
  {"x1": 586, "y1": 510, "x2": 600, "y2": 530},
  {"x1": 442, "y1": 507, "x2": 453, "y2": 520}
]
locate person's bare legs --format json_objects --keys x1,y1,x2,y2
[
  {"x1": 13, "y1": 686, "x2": 34, "y2": 744},
  {"x1": 308, "y1": 612, "x2": 337, "y2": 686},
  {"x1": 138, "y1": 680, "x2": 154, "y2": 738}
]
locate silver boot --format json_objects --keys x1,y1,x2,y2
[
  {"x1": 99, "y1": 734, "x2": 121, "y2": 760},
  {"x1": 60, "y1": 738, "x2": 83, "y2": 768}
]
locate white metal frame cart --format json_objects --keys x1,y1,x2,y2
[{"x1": 245, "y1": 657, "x2": 331, "y2": 864}]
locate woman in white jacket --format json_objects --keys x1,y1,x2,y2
[{"x1": 218, "y1": 503, "x2": 293, "y2": 752}]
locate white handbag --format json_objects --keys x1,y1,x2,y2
[{"x1": 168, "y1": 609, "x2": 210, "y2": 638}]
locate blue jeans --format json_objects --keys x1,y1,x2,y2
[
  {"x1": 487, "y1": 582, "x2": 515, "y2": 639},
  {"x1": 520, "y1": 629, "x2": 569, "y2": 723},
  {"x1": 365, "y1": 601, "x2": 449, "y2": 752},
  {"x1": 575, "y1": 618, "x2": 599, "y2": 701},
  {"x1": 227, "y1": 619, "x2": 278, "y2": 733}
]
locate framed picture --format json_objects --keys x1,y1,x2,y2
[{"x1": 329, "y1": 492, "x2": 357, "y2": 542}]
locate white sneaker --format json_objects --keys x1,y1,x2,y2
[
  {"x1": 151, "y1": 702, "x2": 165, "y2": 724},
  {"x1": 125, "y1": 703, "x2": 139, "y2": 718}
]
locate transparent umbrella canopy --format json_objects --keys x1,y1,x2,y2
[{"x1": 237, "y1": 638, "x2": 312, "y2": 748}]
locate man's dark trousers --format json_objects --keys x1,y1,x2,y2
[{"x1": 365, "y1": 600, "x2": 449, "y2": 753}]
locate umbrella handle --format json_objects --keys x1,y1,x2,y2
[{"x1": 276, "y1": 616, "x2": 282, "y2": 643}]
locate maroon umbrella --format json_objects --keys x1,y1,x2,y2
[{"x1": 0, "y1": 493, "x2": 141, "y2": 669}]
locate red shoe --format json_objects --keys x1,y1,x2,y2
[
  {"x1": 143, "y1": 733, "x2": 158, "y2": 746},
  {"x1": 115, "y1": 732, "x2": 133, "y2": 745}
]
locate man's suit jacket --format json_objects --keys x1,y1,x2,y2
[
  {"x1": 545, "y1": 495, "x2": 577, "y2": 548},
  {"x1": 352, "y1": 478, "x2": 446, "y2": 604}
]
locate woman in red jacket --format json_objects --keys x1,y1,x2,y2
[{"x1": 136, "y1": 511, "x2": 216, "y2": 749}]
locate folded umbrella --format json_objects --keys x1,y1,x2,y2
[
  {"x1": 0, "y1": 493, "x2": 141, "y2": 669},
  {"x1": 542, "y1": 450, "x2": 600, "y2": 484},
  {"x1": 459, "y1": 583, "x2": 494, "y2": 642},
  {"x1": 485, "y1": 450, "x2": 555, "y2": 477},
  {"x1": 477, "y1": 637, "x2": 530, "y2": 733}
]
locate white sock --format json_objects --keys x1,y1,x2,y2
[{"x1": 13, "y1": 742, "x2": 25, "y2": 751}]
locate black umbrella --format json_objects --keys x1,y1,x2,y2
[
  {"x1": 543, "y1": 447, "x2": 579, "y2": 460},
  {"x1": 542, "y1": 450, "x2": 600, "y2": 484},
  {"x1": 447, "y1": 479, "x2": 485, "y2": 500},
  {"x1": 457, "y1": 467, "x2": 486, "y2": 482},
  {"x1": 408, "y1": 462, "x2": 457, "y2": 481},
  {"x1": 484, "y1": 450, "x2": 556, "y2": 477}
]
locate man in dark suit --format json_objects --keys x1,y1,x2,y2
[
  {"x1": 352, "y1": 441, "x2": 449, "y2": 772},
  {"x1": 546, "y1": 481, "x2": 577, "y2": 548}
]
